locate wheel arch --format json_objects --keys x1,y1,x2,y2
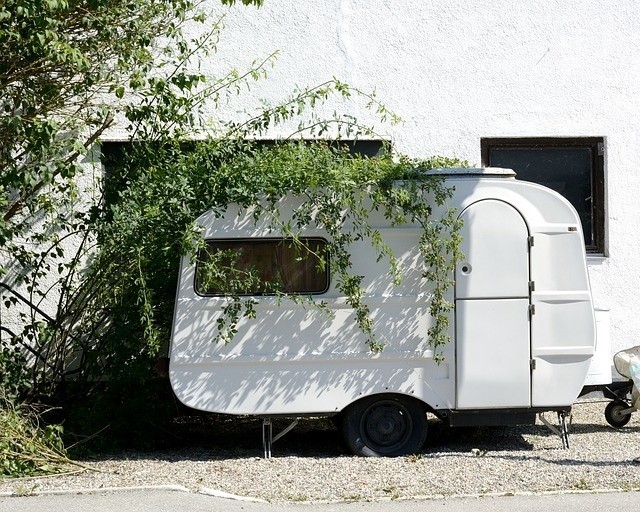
[{"x1": 339, "y1": 392, "x2": 433, "y2": 416}]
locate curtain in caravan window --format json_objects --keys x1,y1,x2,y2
[{"x1": 195, "y1": 238, "x2": 328, "y2": 296}]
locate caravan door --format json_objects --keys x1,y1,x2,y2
[{"x1": 455, "y1": 200, "x2": 531, "y2": 409}]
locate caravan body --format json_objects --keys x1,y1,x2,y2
[{"x1": 169, "y1": 168, "x2": 596, "y2": 454}]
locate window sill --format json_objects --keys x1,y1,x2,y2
[{"x1": 587, "y1": 254, "x2": 607, "y2": 265}]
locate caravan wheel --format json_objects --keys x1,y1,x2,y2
[{"x1": 342, "y1": 395, "x2": 427, "y2": 457}]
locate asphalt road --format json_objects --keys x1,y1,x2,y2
[{"x1": 1, "y1": 489, "x2": 638, "y2": 512}]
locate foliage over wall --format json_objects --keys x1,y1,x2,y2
[
  {"x1": 94, "y1": 141, "x2": 464, "y2": 372},
  {"x1": 0, "y1": 2, "x2": 465, "y2": 471},
  {"x1": 0, "y1": 0, "x2": 470, "y2": 478},
  {"x1": 0, "y1": 0, "x2": 277, "y2": 400}
]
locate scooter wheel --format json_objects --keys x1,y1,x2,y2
[{"x1": 605, "y1": 401, "x2": 632, "y2": 428}]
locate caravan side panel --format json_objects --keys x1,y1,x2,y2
[{"x1": 169, "y1": 213, "x2": 456, "y2": 415}]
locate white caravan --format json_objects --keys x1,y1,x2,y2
[{"x1": 169, "y1": 168, "x2": 597, "y2": 456}]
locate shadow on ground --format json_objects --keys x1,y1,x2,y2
[
  {"x1": 63, "y1": 380, "x2": 634, "y2": 461},
  {"x1": 71, "y1": 411, "x2": 634, "y2": 463}
]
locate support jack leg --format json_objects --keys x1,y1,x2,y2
[
  {"x1": 262, "y1": 419, "x2": 273, "y2": 458},
  {"x1": 558, "y1": 411, "x2": 570, "y2": 449},
  {"x1": 538, "y1": 410, "x2": 571, "y2": 449},
  {"x1": 261, "y1": 418, "x2": 299, "y2": 458}
]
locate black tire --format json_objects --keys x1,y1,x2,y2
[
  {"x1": 605, "y1": 400, "x2": 632, "y2": 428},
  {"x1": 342, "y1": 395, "x2": 428, "y2": 457}
]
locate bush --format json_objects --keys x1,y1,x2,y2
[
  {"x1": 0, "y1": 343, "x2": 29, "y2": 403},
  {"x1": 0, "y1": 399, "x2": 74, "y2": 477}
]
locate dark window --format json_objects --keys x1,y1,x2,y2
[
  {"x1": 247, "y1": 139, "x2": 386, "y2": 158},
  {"x1": 101, "y1": 139, "x2": 386, "y2": 211},
  {"x1": 481, "y1": 137, "x2": 605, "y2": 253},
  {"x1": 195, "y1": 238, "x2": 329, "y2": 296}
]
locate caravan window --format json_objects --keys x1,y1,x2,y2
[{"x1": 195, "y1": 238, "x2": 329, "y2": 296}]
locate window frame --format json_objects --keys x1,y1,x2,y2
[
  {"x1": 194, "y1": 237, "x2": 330, "y2": 297},
  {"x1": 481, "y1": 137, "x2": 605, "y2": 254}
]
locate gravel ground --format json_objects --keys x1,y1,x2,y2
[{"x1": 1, "y1": 399, "x2": 639, "y2": 503}]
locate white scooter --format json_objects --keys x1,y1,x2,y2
[{"x1": 604, "y1": 345, "x2": 640, "y2": 428}]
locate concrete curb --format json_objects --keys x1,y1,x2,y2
[
  {"x1": 283, "y1": 487, "x2": 640, "y2": 505},
  {"x1": 198, "y1": 488, "x2": 269, "y2": 503},
  {"x1": 389, "y1": 487, "x2": 640, "y2": 503},
  {"x1": 0, "y1": 485, "x2": 640, "y2": 505},
  {"x1": 1, "y1": 484, "x2": 638, "y2": 503},
  {"x1": 0, "y1": 485, "x2": 189, "y2": 498}
]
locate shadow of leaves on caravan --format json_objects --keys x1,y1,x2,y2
[{"x1": 169, "y1": 297, "x2": 432, "y2": 416}]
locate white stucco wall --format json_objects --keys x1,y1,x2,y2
[
  {"x1": 176, "y1": 0, "x2": 638, "y2": 355},
  {"x1": 74, "y1": 0, "x2": 637, "y2": 358},
  {"x1": 0, "y1": 149, "x2": 103, "y2": 342},
  {"x1": 3, "y1": 1, "x2": 637, "y2": 391}
]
